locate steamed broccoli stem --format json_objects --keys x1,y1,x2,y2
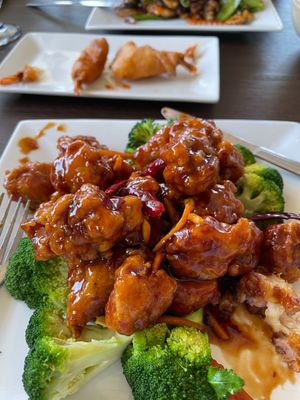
[
  {"x1": 5, "y1": 237, "x2": 68, "y2": 309},
  {"x1": 236, "y1": 173, "x2": 284, "y2": 217},
  {"x1": 245, "y1": 163, "x2": 284, "y2": 191},
  {"x1": 23, "y1": 334, "x2": 133, "y2": 400},
  {"x1": 234, "y1": 144, "x2": 256, "y2": 166},
  {"x1": 125, "y1": 119, "x2": 163, "y2": 153}
]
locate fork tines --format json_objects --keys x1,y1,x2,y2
[{"x1": 0, "y1": 195, "x2": 30, "y2": 285}]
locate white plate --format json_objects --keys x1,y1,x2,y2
[
  {"x1": 0, "y1": 118, "x2": 300, "y2": 400},
  {"x1": 0, "y1": 33, "x2": 220, "y2": 103},
  {"x1": 85, "y1": 0, "x2": 282, "y2": 32}
]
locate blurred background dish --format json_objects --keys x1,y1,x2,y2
[{"x1": 292, "y1": 0, "x2": 300, "y2": 36}]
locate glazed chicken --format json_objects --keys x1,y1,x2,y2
[
  {"x1": 110, "y1": 41, "x2": 197, "y2": 81},
  {"x1": 22, "y1": 184, "x2": 144, "y2": 261},
  {"x1": 105, "y1": 255, "x2": 177, "y2": 335},
  {"x1": 50, "y1": 137, "x2": 114, "y2": 193},
  {"x1": 169, "y1": 279, "x2": 220, "y2": 315},
  {"x1": 4, "y1": 162, "x2": 54, "y2": 208},
  {"x1": 67, "y1": 259, "x2": 117, "y2": 336},
  {"x1": 166, "y1": 217, "x2": 263, "y2": 280},
  {"x1": 72, "y1": 38, "x2": 109, "y2": 95},
  {"x1": 263, "y1": 222, "x2": 300, "y2": 283},
  {"x1": 193, "y1": 180, "x2": 244, "y2": 224}
]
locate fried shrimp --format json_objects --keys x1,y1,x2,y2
[
  {"x1": 0, "y1": 65, "x2": 41, "y2": 85},
  {"x1": 71, "y1": 38, "x2": 109, "y2": 95},
  {"x1": 110, "y1": 41, "x2": 197, "y2": 81}
]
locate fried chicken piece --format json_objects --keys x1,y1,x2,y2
[
  {"x1": 166, "y1": 217, "x2": 263, "y2": 280},
  {"x1": 105, "y1": 255, "x2": 177, "y2": 335},
  {"x1": 72, "y1": 38, "x2": 109, "y2": 95},
  {"x1": 57, "y1": 135, "x2": 103, "y2": 153},
  {"x1": 110, "y1": 41, "x2": 197, "y2": 81},
  {"x1": 4, "y1": 162, "x2": 54, "y2": 208},
  {"x1": 22, "y1": 184, "x2": 144, "y2": 261},
  {"x1": 237, "y1": 272, "x2": 300, "y2": 371},
  {"x1": 50, "y1": 137, "x2": 114, "y2": 193},
  {"x1": 67, "y1": 259, "x2": 117, "y2": 336},
  {"x1": 217, "y1": 140, "x2": 244, "y2": 182},
  {"x1": 193, "y1": 180, "x2": 244, "y2": 224},
  {"x1": 263, "y1": 222, "x2": 300, "y2": 283},
  {"x1": 0, "y1": 65, "x2": 41, "y2": 85},
  {"x1": 162, "y1": 131, "x2": 220, "y2": 195},
  {"x1": 169, "y1": 279, "x2": 220, "y2": 315}
]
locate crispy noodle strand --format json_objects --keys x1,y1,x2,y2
[
  {"x1": 153, "y1": 199, "x2": 194, "y2": 252},
  {"x1": 157, "y1": 315, "x2": 206, "y2": 332},
  {"x1": 142, "y1": 219, "x2": 151, "y2": 244},
  {"x1": 152, "y1": 251, "x2": 164, "y2": 273}
]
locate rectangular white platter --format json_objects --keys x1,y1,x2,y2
[
  {"x1": 0, "y1": 33, "x2": 220, "y2": 103},
  {"x1": 0, "y1": 118, "x2": 300, "y2": 400},
  {"x1": 85, "y1": 0, "x2": 282, "y2": 32}
]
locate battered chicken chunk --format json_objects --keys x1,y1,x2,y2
[
  {"x1": 57, "y1": 135, "x2": 103, "y2": 153},
  {"x1": 4, "y1": 162, "x2": 54, "y2": 208},
  {"x1": 105, "y1": 255, "x2": 177, "y2": 335},
  {"x1": 193, "y1": 180, "x2": 244, "y2": 224},
  {"x1": 162, "y1": 131, "x2": 220, "y2": 195},
  {"x1": 169, "y1": 279, "x2": 220, "y2": 315},
  {"x1": 134, "y1": 118, "x2": 222, "y2": 169},
  {"x1": 217, "y1": 140, "x2": 244, "y2": 182},
  {"x1": 50, "y1": 137, "x2": 114, "y2": 193},
  {"x1": 67, "y1": 259, "x2": 116, "y2": 336},
  {"x1": 166, "y1": 217, "x2": 263, "y2": 279},
  {"x1": 263, "y1": 222, "x2": 300, "y2": 283},
  {"x1": 237, "y1": 271, "x2": 300, "y2": 371},
  {"x1": 22, "y1": 184, "x2": 144, "y2": 261}
]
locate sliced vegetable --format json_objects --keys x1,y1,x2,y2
[
  {"x1": 217, "y1": 0, "x2": 241, "y2": 22},
  {"x1": 241, "y1": 0, "x2": 264, "y2": 12}
]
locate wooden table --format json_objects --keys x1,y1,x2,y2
[{"x1": 0, "y1": 0, "x2": 299, "y2": 154}]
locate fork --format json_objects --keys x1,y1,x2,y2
[{"x1": 0, "y1": 194, "x2": 30, "y2": 286}]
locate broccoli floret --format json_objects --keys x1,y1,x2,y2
[
  {"x1": 122, "y1": 324, "x2": 243, "y2": 400},
  {"x1": 235, "y1": 144, "x2": 256, "y2": 166},
  {"x1": 25, "y1": 304, "x2": 71, "y2": 349},
  {"x1": 245, "y1": 163, "x2": 284, "y2": 191},
  {"x1": 236, "y1": 172, "x2": 284, "y2": 217},
  {"x1": 23, "y1": 333, "x2": 132, "y2": 400},
  {"x1": 125, "y1": 119, "x2": 163, "y2": 153},
  {"x1": 5, "y1": 237, "x2": 68, "y2": 309}
]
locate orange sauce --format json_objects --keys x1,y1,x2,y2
[
  {"x1": 19, "y1": 156, "x2": 29, "y2": 163},
  {"x1": 115, "y1": 80, "x2": 131, "y2": 90},
  {"x1": 186, "y1": 17, "x2": 225, "y2": 25},
  {"x1": 105, "y1": 83, "x2": 114, "y2": 90},
  {"x1": 36, "y1": 122, "x2": 56, "y2": 138},
  {"x1": 18, "y1": 137, "x2": 39, "y2": 154},
  {"x1": 18, "y1": 122, "x2": 58, "y2": 155},
  {"x1": 211, "y1": 306, "x2": 295, "y2": 400},
  {"x1": 56, "y1": 123, "x2": 66, "y2": 132}
]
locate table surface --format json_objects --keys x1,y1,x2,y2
[{"x1": 0, "y1": 0, "x2": 299, "y2": 155}]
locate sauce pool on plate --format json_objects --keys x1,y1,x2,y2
[{"x1": 211, "y1": 306, "x2": 295, "y2": 400}]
